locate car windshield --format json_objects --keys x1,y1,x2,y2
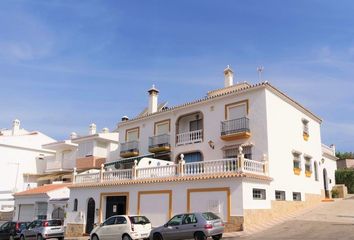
[
  {"x1": 202, "y1": 212, "x2": 220, "y2": 220},
  {"x1": 129, "y1": 216, "x2": 150, "y2": 225}
]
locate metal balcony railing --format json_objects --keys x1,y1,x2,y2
[
  {"x1": 221, "y1": 117, "x2": 250, "y2": 136},
  {"x1": 149, "y1": 134, "x2": 170, "y2": 148},
  {"x1": 120, "y1": 140, "x2": 139, "y2": 153}
]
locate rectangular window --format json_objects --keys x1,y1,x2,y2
[
  {"x1": 35, "y1": 202, "x2": 48, "y2": 220},
  {"x1": 304, "y1": 156, "x2": 312, "y2": 172},
  {"x1": 253, "y1": 188, "x2": 266, "y2": 200},
  {"x1": 302, "y1": 119, "x2": 309, "y2": 135},
  {"x1": 126, "y1": 127, "x2": 139, "y2": 142},
  {"x1": 223, "y1": 145, "x2": 252, "y2": 159},
  {"x1": 189, "y1": 119, "x2": 203, "y2": 131},
  {"x1": 183, "y1": 152, "x2": 202, "y2": 163},
  {"x1": 155, "y1": 120, "x2": 170, "y2": 135},
  {"x1": 275, "y1": 191, "x2": 286, "y2": 201},
  {"x1": 293, "y1": 192, "x2": 301, "y2": 201},
  {"x1": 293, "y1": 152, "x2": 301, "y2": 169},
  {"x1": 225, "y1": 100, "x2": 248, "y2": 120}
]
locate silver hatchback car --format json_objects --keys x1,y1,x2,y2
[
  {"x1": 150, "y1": 212, "x2": 224, "y2": 240},
  {"x1": 20, "y1": 219, "x2": 64, "y2": 240}
]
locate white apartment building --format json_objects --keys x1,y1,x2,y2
[
  {"x1": 65, "y1": 66, "x2": 337, "y2": 236},
  {"x1": 0, "y1": 120, "x2": 55, "y2": 212},
  {"x1": 13, "y1": 124, "x2": 119, "y2": 222}
]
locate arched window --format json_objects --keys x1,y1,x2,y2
[
  {"x1": 314, "y1": 161, "x2": 319, "y2": 181},
  {"x1": 73, "y1": 199, "x2": 78, "y2": 211}
]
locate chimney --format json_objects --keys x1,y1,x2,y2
[
  {"x1": 121, "y1": 116, "x2": 129, "y2": 122},
  {"x1": 70, "y1": 132, "x2": 77, "y2": 139},
  {"x1": 89, "y1": 123, "x2": 97, "y2": 135},
  {"x1": 330, "y1": 144, "x2": 336, "y2": 155},
  {"x1": 224, "y1": 65, "x2": 234, "y2": 87},
  {"x1": 102, "y1": 128, "x2": 109, "y2": 133},
  {"x1": 12, "y1": 119, "x2": 20, "y2": 136},
  {"x1": 148, "y1": 84, "x2": 159, "y2": 114}
]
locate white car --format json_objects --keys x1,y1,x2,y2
[{"x1": 90, "y1": 215, "x2": 151, "y2": 240}]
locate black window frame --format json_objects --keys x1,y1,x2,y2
[{"x1": 253, "y1": 188, "x2": 266, "y2": 200}]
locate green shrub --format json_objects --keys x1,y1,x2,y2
[
  {"x1": 335, "y1": 169, "x2": 354, "y2": 194},
  {"x1": 331, "y1": 189, "x2": 339, "y2": 198}
]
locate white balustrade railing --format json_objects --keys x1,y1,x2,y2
[
  {"x1": 243, "y1": 158, "x2": 265, "y2": 173},
  {"x1": 176, "y1": 129, "x2": 203, "y2": 146},
  {"x1": 74, "y1": 157, "x2": 267, "y2": 184},
  {"x1": 75, "y1": 172, "x2": 100, "y2": 184},
  {"x1": 103, "y1": 169, "x2": 132, "y2": 181},
  {"x1": 137, "y1": 164, "x2": 178, "y2": 179},
  {"x1": 184, "y1": 158, "x2": 238, "y2": 176}
]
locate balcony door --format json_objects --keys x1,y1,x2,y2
[
  {"x1": 189, "y1": 119, "x2": 203, "y2": 131},
  {"x1": 227, "y1": 103, "x2": 247, "y2": 120}
]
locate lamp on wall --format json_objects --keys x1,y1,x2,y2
[
  {"x1": 208, "y1": 140, "x2": 215, "y2": 149},
  {"x1": 321, "y1": 158, "x2": 325, "y2": 164}
]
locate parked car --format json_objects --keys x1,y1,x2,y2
[
  {"x1": 20, "y1": 219, "x2": 64, "y2": 240},
  {"x1": 0, "y1": 221, "x2": 29, "y2": 240},
  {"x1": 90, "y1": 215, "x2": 151, "y2": 240},
  {"x1": 150, "y1": 212, "x2": 224, "y2": 240}
]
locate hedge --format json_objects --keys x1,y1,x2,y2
[{"x1": 335, "y1": 169, "x2": 354, "y2": 194}]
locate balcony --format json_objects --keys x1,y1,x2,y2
[
  {"x1": 149, "y1": 134, "x2": 171, "y2": 153},
  {"x1": 76, "y1": 156, "x2": 106, "y2": 170},
  {"x1": 74, "y1": 156, "x2": 268, "y2": 184},
  {"x1": 120, "y1": 140, "x2": 139, "y2": 158},
  {"x1": 176, "y1": 129, "x2": 203, "y2": 146},
  {"x1": 220, "y1": 117, "x2": 251, "y2": 141}
]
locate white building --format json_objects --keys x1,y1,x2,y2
[
  {"x1": 39, "y1": 124, "x2": 119, "y2": 184},
  {"x1": 13, "y1": 124, "x2": 119, "y2": 222},
  {"x1": 65, "y1": 66, "x2": 337, "y2": 236},
  {"x1": 0, "y1": 120, "x2": 55, "y2": 212},
  {"x1": 13, "y1": 184, "x2": 70, "y2": 221}
]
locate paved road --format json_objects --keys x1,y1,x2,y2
[{"x1": 232, "y1": 196, "x2": 354, "y2": 240}]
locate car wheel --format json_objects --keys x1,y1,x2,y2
[
  {"x1": 122, "y1": 234, "x2": 132, "y2": 240},
  {"x1": 212, "y1": 234, "x2": 223, "y2": 240},
  {"x1": 194, "y1": 232, "x2": 206, "y2": 240},
  {"x1": 20, "y1": 235, "x2": 25, "y2": 240},
  {"x1": 153, "y1": 233, "x2": 163, "y2": 240},
  {"x1": 37, "y1": 235, "x2": 44, "y2": 240},
  {"x1": 91, "y1": 234, "x2": 99, "y2": 240}
]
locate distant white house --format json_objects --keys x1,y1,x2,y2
[
  {"x1": 13, "y1": 124, "x2": 119, "y2": 222},
  {"x1": 65, "y1": 66, "x2": 338, "y2": 236},
  {"x1": 0, "y1": 120, "x2": 55, "y2": 212},
  {"x1": 13, "y1": 183, "x2": 70, "y2": 221}
]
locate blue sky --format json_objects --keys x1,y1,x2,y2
[{"x1": 0, "y1": 0, "x2": 353, "y2": 151}]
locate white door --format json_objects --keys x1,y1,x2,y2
[{"x1": 18, "y1": 204, "x2": 34, "y2": 221}]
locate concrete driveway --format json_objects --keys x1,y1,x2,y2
[{"x1": 233, "y1": 196, "x2": 354, "y2": 240}]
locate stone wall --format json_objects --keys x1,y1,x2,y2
[
  {"x1": 225, "y1": 216, "x2": 243, "y2": 232},
  {"x1": 0, "y1": 211, "x2": 13, "y2": 221},
  {"x1": 243, "y1": 193, "x2": 322, "y2": 230},
  {"x1": 65, "y1": 223, "x2": 85, "y2": 238},
  {"x1": 332, "y1": 184, "x2": 348, "y2": 198}
]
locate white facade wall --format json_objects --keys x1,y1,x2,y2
[
  {"x1": 66, "y1": 178, "x2": 245, "y2": 226},
  {"x1": 264, "y1": 89, "x2": 330, "y2": 201},
  {"x1": 119, "y1": 88, "x2": 269, "y2": 163}
]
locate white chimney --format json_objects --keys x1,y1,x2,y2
[
  {"x1": 89, "y1": 123, "x2": 97, "y2": 135},
  {"x1": 70, "y1": 132, "x2": 77, "y2": 139},
  {"x1": 330, "y1": 144, "x2": 336, "y2": 155},
  {"x1": 102, "y1": 127, "x2": 109, "y2": 133},
  {"x1": 148, "y1": 84, "x2": 159, "y2": 114},
  {"x1": 224, "y1": 65, "x2": 234, "y2": 87},
  {"x1": 12, "y1": 119, "x2": 20, "y2": 136}
]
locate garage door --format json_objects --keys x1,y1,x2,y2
[
  {"x1": 138, "y1": 191, "x2": 171, "y2": 227},
  {"x1": 19, "y1": 204, "x2": 34, "y2": 221}
]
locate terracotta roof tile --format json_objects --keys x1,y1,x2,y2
[{"x1": 14, "y1": 183, "x2": 71, "y2": 196}]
